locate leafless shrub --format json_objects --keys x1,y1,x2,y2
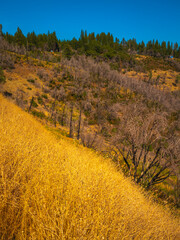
[
  {"x1": 15, "y1": 89, "x2": 25, "y2": 109},
  {"x1": 65, "y1": 55, "x2": 180, "y2": 112},
  {"x1": 0, "y1": 39, "x2": 26, "y2": 55},
  {"x1": 50, "y1": 87, "x2": 66, "y2": 101},
  {"x1": 0, "y1": 51, "x2": 15, "y2": 69},
  {"x1": 42, "y1": 87, "x2": 50, "y2": 94},
  {"x1": 82, "y1": 100, "x2": 92, "y2": 112},
  {"x1": 81, "y1": 129, "x2": 98, "y2": 149},
  {"x1": 37, "y1": 69, "x2": 50, "y2": 82},
  {"x1": 34, "y1": 81, "x2": 41, "y2": 89}
]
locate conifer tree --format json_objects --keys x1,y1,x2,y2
[{"x1": 14, "y1": 27, "x2": 26, "y2": 46}]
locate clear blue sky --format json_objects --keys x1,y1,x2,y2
[{"x1": 1, "y1": 0, "x2": 180, "y2": 44}]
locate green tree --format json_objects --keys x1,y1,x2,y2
[
  {"x1": 161, "y1": 41, "x2": 167, "y2": 56},
  {"x1": 167, "y1": 41, "x2": 172, "y2": 55},
  {"x1": 47, "y1": 31, "x2": 59, "y2": 52},
  {"x1": 14, "y1": 27, "x2": 26, "y2": 46},
  {"x1": 173, "y1": 42, "x2": 179, "y2": 57},
  {"x1": 63, "y1": 44, "x2": 73, "y2": 59},
  {"x1": 27, "y1": 31, "x2": 37, "y2": 50}
]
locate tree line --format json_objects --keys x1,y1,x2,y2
[{"x1": 2, "y1": 27, "x2": 180, "y2": 59}]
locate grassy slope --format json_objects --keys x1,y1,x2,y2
[{"x1": 0, "y1": 95, "x2": 179, "y2": 239}]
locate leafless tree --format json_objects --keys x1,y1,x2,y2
[
  {"x1": 110, "y1": 105, "x2": 173, "y2": 189},
  {"x1": 77, "y1": 107, "x2": 82, "y2": 140},
  {"x1": 60, "y1": 104, "x2": 66, "y2": 126},
  {"x1": 28, "y1": 97, "x2": 34, "y2": 112},
  {"x1": 69, "y1": 103, "x2": 73, "y2": 138}
]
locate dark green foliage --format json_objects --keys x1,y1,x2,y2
[
  {"x1": 3, "y1": 27, "x2": 180, "y2": 59},
  {"x1": 50, "y1": 80, "x2": 56, "y2": 85},
  {"x1": 14, "y1": 27, "x2": 26, "y2": 46},
  {"x1": 47, "y1": 31, "x2": 59, "y2": 52},
  {"x1": 31, "y1": 99, "x2": 38, "y2": 107},
  {"x1": 27, "y1": 79, "x2": 35, "y2": 83},
  {"x1": 42, "y1": 94, "x2": 48, "y2": 99},
  {"x1": 31, "y1": 110, "x2": 45, "y2": 119},
  {"x1": 37, "y1": 97, "x2": 43, "y2": 104},
  {"x1": 0, "y1": 67, "x2": 6, "y2": 83},
  {"x1": 3, "y1": 91, "x2": 12, "y2": 97},
  {"x1": 63, "y1": 45, "x2": 74, "y2": 59},
  {"x1": 148, "y1": 71, "x2": 152, "y2": 82}
]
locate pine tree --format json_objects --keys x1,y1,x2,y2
[
  {"x1": 47, "y1": 32, "x2": 59, "y2": 52},
  {"x1": 14, "y1": 27, "x2": 26, "y2": 46},
  {"x1": 161, "y1": 41, "x2": 166, "y2": 57}
]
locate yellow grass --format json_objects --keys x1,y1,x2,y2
[
  {"x1": 0, "y1": 95, "x2": 179, "y2": 239},
  {"x1": 123, "y1": 69, "x2": 179, "y2": 91}
]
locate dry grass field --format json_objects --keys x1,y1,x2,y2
[{"x1": 0, "y1": 94, "x2": 179, "y2": 239}]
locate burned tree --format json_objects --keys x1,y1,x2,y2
[
  {"x1": 111, "y1": 105, "x2": 172, "y2": 189},
  {"x1": 28, "y1": 97, "x2": 34, "y2": 112},
  {"x1": 60, "y1": 104, "x2": 66, "y2": 126},
  {"x1": 77, "y1": 107, "x2": 82, "y2": 140},
  {"x1": 69, "y1": 103, "x2": 73, "y2": 138}
]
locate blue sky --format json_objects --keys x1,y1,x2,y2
[{"x1": 1, "y1": 0, "x2": 180, "y2": 44}]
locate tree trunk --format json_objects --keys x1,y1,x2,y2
[
  {"x1": 28, "y1": 97, "x2": 34, "y2": 112},
  {"x1": 77, "y1": 108, "x2": 82, "y2": 140},
  {"x1": 69, "y1": 103, "x2": 73, "y2": 138}
]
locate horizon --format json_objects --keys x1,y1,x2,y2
[{"x1": 1, "y1": 0, "x2": 180, "y2": 44}]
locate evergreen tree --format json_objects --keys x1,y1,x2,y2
[
  {"x1": 173, "y1": 42, "x2": 178, "y2": 57},
  {"x1": 14, "y1": 27, "x2": 26, "y2": 46},
  {"x1": 161, "y1": 41, "x2": 167, "y2": 57},
  {"x1": 167, "y1": 41, "x2": 172, "y2": 55},
  {"x1": 121, "y1": 38, "x2": 127, "y2": 48},
  {"x1": 47, "y1": 31, "x2": 59, "y2": 52},
  {"x1": 27, "y1": 31, "x2": 37, "y2": 50}
]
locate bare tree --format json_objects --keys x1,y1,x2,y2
[
  {"x1": 28, "y1": 97, "x2": 34, "y2": 112},
  {"x1": 60, "y1": 104, "x2": 66, "y2": 126},
  {"x1": 111, "y1": 105, "x2": 173, "y2": 189},
  {"x1": 69, "y1": 103, "x2": 73, "y2": 138},
  {"x1": 77, "y1": 107, "x2": 82, "y2": 140}
]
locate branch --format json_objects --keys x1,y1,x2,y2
[
  {"x1": 117, "y1": 146, "x2": 131, "y2": 170},
  {"x1": 137, "y1": 147, "x2": 161, "y2": 183}
]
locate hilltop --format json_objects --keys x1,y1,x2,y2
[{"x1": 0, "y1": 94, "x2": 180, "y2": 239}]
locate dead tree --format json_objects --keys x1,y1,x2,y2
[
  {"x1": 51, "y1": 100, "x2": 56, "y2": 118},
  {"x1": 61, "y1": 105, "x2": 66, "y2": 126},
  {"x1": 28, "y1": 97, "x2": 34, "y2": 112},
  {"x1": 111, "y1": 106, "x2": 172, "y2": 189},
  {"x1": 69, "y1": 103, "x2": 73, "y2": 138},
  {"x1": 77, "y1": 107, "x2": 82, "y2": 140},
  {"x1": 53, "y1": 111, "x2": 57, "y2": 127}
]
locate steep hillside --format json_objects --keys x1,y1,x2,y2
[
  {"x1": 0, "y1": 95, "x2": 179, "y2": 239},
  {"x1": 1, "y1": 50, "x2": 180, "y2": 207}
]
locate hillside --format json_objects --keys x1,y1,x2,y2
[
  {"x1": 0, "y1": 46, "x2": 180, "y2": 207},
  {"x1": 0, "y1": 94, "x2": 180, "y2": 239}
]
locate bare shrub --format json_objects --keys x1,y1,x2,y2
[
  {"x1": 37, "y1": 69, "x2": 50, "y2": 82},
  {"x1": 0, "y1": 52, "x2": 15, "y2": 69},
  {"x1": 110, "y1": 103, "x2": 175, "y2": 189}
]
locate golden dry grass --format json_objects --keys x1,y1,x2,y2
[
  {"x1": 123, "y1": 68, "x2": 179, "y2": 91},
  {"x1": 0, "y1": 95, "x2": 179, "y2": 239}
]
